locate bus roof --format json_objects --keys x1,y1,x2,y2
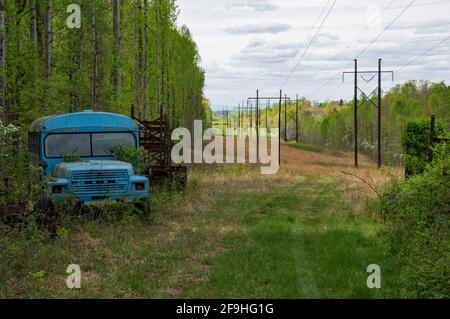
[{"x1": 29, "y1": 111, "x2": 138, "y2": 133}]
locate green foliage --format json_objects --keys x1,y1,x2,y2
[
  {"x1": 0, "y1": 0, "x2": 211, "y2": 130},
  {"x1": 375, "y1": 154, "x2": 450, "y2": 298},
  {"x1": 29, "y1": 271, "x2": 46, "y2": 281},
  {"x1": 62, "y1": 152, "x2": 81, "y2": 163},
  {"x1": 111, "y1": 145, "x2": 146, "y2": 174},
  {"x1": 401, "y1": 118, "x2": 445, "y2": 176}
]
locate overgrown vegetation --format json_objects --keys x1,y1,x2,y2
[
  {"x1": 373, "y1": 128, "x2": 449, "y2": 298},
  {"x1": 111, "y1": 145, "x2": 147, "y2": 175},
  {"x1": 401, "y1": 118, "x2": 445, "y2": 176},
  {"x1": 0, "y1": 0, "x2": 211, "y2": 229}
]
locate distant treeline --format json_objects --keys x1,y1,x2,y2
[
  {"x1": 0, "y1": 0, "x2": 211, "y2": 131},
  {"x1": 227, "y1": 81, "x2": 449, "y2": 165}
]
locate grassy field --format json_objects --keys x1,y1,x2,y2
[{"x1": 0, "y1": 145, "x2": 405, "y2": 298}]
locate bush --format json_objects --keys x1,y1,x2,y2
[
  {"x1": 376, "y1": 154, "x2": 449, "y2": 298},
  {"x1": 111, "y1": 145, "x2": 148, "y2": 175},
  {"x1": 402, "y1": 118, "x2": 445, "y2": 176}
]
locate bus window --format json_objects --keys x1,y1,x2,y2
[
  {"x1": 45, "y1": 134, "x2": 91, "y2": 158},
  {"x1": 92, "y1": 133, "x2": 136, "y2": 156}
]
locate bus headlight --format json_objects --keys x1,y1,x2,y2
[
  {"x1": 135, "y1": 182, "x2": 146, "y2": 191},
  {"x1": 52, "y1": 185, "x2": 64, "y2": 194}
]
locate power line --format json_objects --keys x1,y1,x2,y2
[
  {"x1": 311, "y1": 0, "x2": 397, "y2": 82},
  {"x1": 306, "y1": 0, "x2": 405, "y2": 99},
  {"x1": 355, "y1": 0, "x2": 416, "y2": 59},
  {"x1": 271, "y1": 0, "x2": 332, "y2": 89},
  {"x1": 396, "y1": 35, "x2": 450, "y2": 73},
  {"x1": 366, "y1": 33, "x2": 450, "y2": 87},
  {"x1": 279, "y1": 0, "x2": 337, "y2": 90},
  {"x1": 308, "y1": 0, "x2": 417, "y2": 100}
]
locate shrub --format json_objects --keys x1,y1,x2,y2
[
  {"x1": 376, "y1": 154, "x2": 449, "y2": 298},
  {"x1": 402, "y1": 118, "x2": 445, "y2": 177},
  {"x1": 111, "y1": 145, "x2": 148, "y2": 175}
]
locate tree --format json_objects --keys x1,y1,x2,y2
[
  {"x1": 44, "y1": 0, "x2": 51, "y2": 81},
  {"x1": 91, "y1": 0, "x2": 99, "y2": 110},
  {"x1": 0, "y1": 0, "x2": 210, "y2": 131},
  {"x1": 113, "y1": 0, "x2": 120, "y2": 98},
  {"x1": 0, "y1": 0, "x2": 4, "y2": 121}
]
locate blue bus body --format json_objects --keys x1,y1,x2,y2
[{"x1": 28, "y1": 111, "x2": 149, "y2": 204}]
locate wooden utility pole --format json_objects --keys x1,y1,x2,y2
[
  {"x1": 284, "y1": 94, "x2": 287, "y2": 142},
  {"x1": 256, "y1": 90, "x2": 259, "y2": 161},
  {"x1": 296, "y1": 94, "x2": 299, "y2": 143},
  {"x1": 377, "y1": 59, "x2": 382, "y2": 168},
  {"x1": 238, "y1": 103, "x2": 241, "y2": 129},
  {"x1": 278, "y1": 90, "x2": 282, "y2": 166},
  {"x1": 354, "y1": 59, "x2": 358, "y2": 168},
  {"x1": 342, "y1": 59, "x2": 392, "y2": 168}
]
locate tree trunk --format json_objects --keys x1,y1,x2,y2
[
  {"x1": 0, "y1": 0, "x2": 4, "y2": 120},
  {"x1": 142, "y1": 0, "x2": 149, "y2": 120},
  {"x1": 170, "y1": 49, "x2": 175, "y2": 128},
  {"x1": 132, "y1": 0, "x2": 141, "y2": 118},
  {"x1": 155, "y1": 2, "x2": 161, "y2": 118},
  {"x1": 112, "y1": 0, "x2": 119, "y2": 98},
  {"x1": 44, "y1": 0, "x2": 51, "y2": 81},
  {"x1": 30, "y1": 0, "x2": 37, "y2": 42},
  {"x1": 91, "y1": 0, "x2": 99, "y2": 110},
  {"x1": 161, "y1": 12, "x2": 167, "y2": 122}
]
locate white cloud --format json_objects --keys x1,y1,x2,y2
[
  {"x1": 225, "y1": 23, "x2": 291, "y2": 35},
  {"x1": 226, "y1": 0, "x2": 277, "y2": 12},
  {"x1": 177, "y1": 0, "x2": 450, "y2": 108}
]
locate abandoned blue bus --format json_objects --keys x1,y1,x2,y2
[{"x1": 28, "y1": 111, "x2": 149, "y2": 204}]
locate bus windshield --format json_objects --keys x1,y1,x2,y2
[{"x1": 45, "y1": 132, "x2": 136, "y2": 158}]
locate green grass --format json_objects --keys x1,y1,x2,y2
[
  {"x1": 0, "y1": 167, "x2": 402, "y2": 298},
  {"x1": 180, "y1": 176, "x2": 399, "y2": 298},
  {"x1": 285, "y1": 143, "x2": 325, "y2": 153}
]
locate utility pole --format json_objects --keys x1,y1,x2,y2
[
  {"x1": 242, "y1": 100, "x2": 245, "y2": 129},
  {"x1": 278, "y1": 90, "x2": 282, "y2": 166},
  {"x1": 284, "y1": 94, "x2": 287, "y2": 142},
  {"x1": 223, "y1": 107, "x2": 225, "y2": 135},
  {"x1": 246, "y1": 100, "x2": 249, "y2": 129},
  {"x1": 226, "y1": 107, "x2": 229, "y2": 130},
  {"x1": 256, "y1": 90, "x2": 259, "y2": 161},
  {"x1": 343, "y1": 59, "x2": 393, "y2": 168},
  {"x1": 296, "y1": 94, "x2": 299, "y2": 143},
  {"x1": 377, "y1": 59, "x2": 382, "y2": 168},
  {"x1": 250, "y1": 101, "x2": 253, "y2": 128},
  {"x1": 238, "y1": 103, "x2": 241, "y2": 129},
  {"x1": 354, "y1": 59, "x2": 358, "y2": 168}
]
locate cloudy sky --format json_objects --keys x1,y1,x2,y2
[{"x1": 176, "y1": 0, "x2": 450, "y2": 110}]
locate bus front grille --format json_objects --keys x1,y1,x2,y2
[{"x1": 71, "y1": 170, "x2": 129, "y2": 196}]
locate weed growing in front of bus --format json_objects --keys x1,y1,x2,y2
[
  {"x1": 63, "y1": 152, "x2": 81, "y2": 163},
  {"x1": 111, "y1": 145, "x2": 149, "y2": 175}
]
